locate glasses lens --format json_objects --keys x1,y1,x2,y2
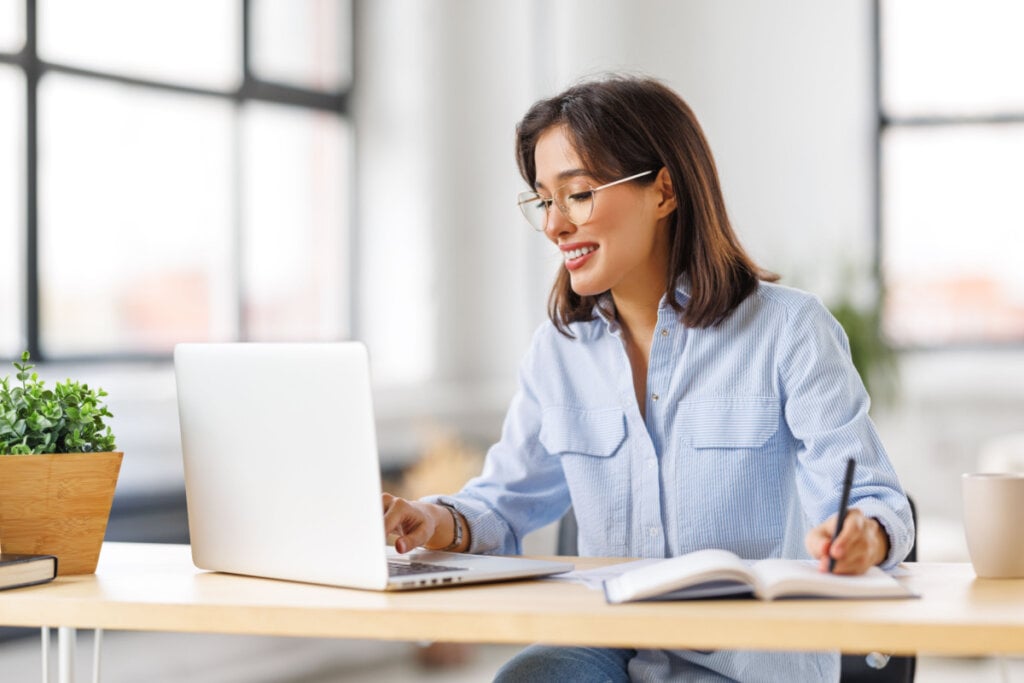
[
  {"x1": 517, "y1": 192, "x2": 548, "y2": 231},
  {"x1": 557, "y1": 181, "x2": 595, "y2": 225}
]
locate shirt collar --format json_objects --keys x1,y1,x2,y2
[{"x1": 593, "y1": 273, "x2": 692, "y2": 334}]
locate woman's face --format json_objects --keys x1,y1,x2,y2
[{"x1": 533, "y1": 125, "x2": 673, "y2": 300}]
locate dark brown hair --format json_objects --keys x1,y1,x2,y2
[{"x1": 515, "y1": 75, "x2": 776, "y2": 335}]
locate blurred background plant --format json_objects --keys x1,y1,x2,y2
[{"x1": 826, "y1": 266, "x2": 898, "y2": 407}]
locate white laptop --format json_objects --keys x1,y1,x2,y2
[{"x1": 173, "y1": 342, "x2": 572, "y2": 590}]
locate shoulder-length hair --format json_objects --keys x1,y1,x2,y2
[{"x1": 515, "y1": 75, "x2": 776, "y2": 336}]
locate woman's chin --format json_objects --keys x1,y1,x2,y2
[{"x1": 569, "y1": 282, "x2": 604, "y2": 298}]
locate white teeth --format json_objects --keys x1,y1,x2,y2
[{"x1": 564, "y1": 246, "x2": 596, "y2": 261}]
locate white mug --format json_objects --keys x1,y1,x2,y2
[{"x1": 961, "y1": 473, "x2": 1024, "y2": 578}]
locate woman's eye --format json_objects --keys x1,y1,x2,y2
[{"x1": 566, "y1": 191, "x2": 593, "y2": 203}]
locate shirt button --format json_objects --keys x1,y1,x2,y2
[
  {"x1": 660, "y1": 328, "x2": 669, "y2": 337},
  {"x1": 648, "y1": 527, "x2": 659, "y2": 537},
  {"x1": 651, "y1": 393, "x2": 659, "y2": 402}
]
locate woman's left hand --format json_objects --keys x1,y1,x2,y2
[{"x1": 804, "y1": 509, "x2": 890, "y2": 574}]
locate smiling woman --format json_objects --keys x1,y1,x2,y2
[
  {"x1": 379, "y1": 74, "x2": 915, "y2": 683},
  {"x1": 514, "y1": 78, "x2": 773, "y2": 336}
]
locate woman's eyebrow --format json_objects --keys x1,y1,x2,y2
[{"x1": 534, "y1": 168, "x2": 590, "y2": 191}]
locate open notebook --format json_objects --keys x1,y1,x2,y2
[{"x1": 604, "y1": 549, "x2": 916, "y2": 603}]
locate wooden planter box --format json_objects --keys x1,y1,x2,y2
[{"x1": 0, "y1": 451, "x2": 123, "y2": 575}]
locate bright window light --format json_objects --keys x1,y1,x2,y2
[
  {"x1": 38, "y1": 0, "x2": 240, "y2": 89},
  {"x1": 0, "y1": 66, "x2": 23, "y2": 356},
  {"x1": 881, "y1": 0, "x2": 1024, "y2": 346},
  {"x1": 240, "y1": 102, "x2": 352, "y2": 341},
  {"x1": 0, "y1": 0, "x2": 23, "y2": 52},
  {"x1": 38, "y1": 74, "x2": 235, "y2": 355},
  {"x1": 250, "y1": 0, "x2": 351, "y2": 92},
  {"x1": 882, "y1": 0, "x2": 1024, "y2": 117}
]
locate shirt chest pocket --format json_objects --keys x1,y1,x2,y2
[
  {"x1": 539, "y1": 406, "x2": 629, "y2": 554},
  {"x1": 676, "y1": 397, "x2": 780, "y2": 449},
  {"x1": 539, "y1": 406, "x2": 627, "y2": 457}
]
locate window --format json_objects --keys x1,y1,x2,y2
[
  {"x1": 0, "y1": 0, "x2": 22, "y2": 52},
  {"x1": 0, "y1": 67, "x2": 22, "y2": 357},
  {"x1": 240, "y1": 103, "x2": 351, "y2": 341},
  {"x1": 3, "y1": 0, "x2": 353, "y2": 360},
  {"x1": 38, "y1": 75, "x2": 235, "y2": 354},
  {"x1": 880, "y1": 0, "x2": 1024, "y2": 346},
  {"x1": 250, "y1": 0, "x2": 351, "y2": 91},
  {"x1": 38, "y1": 0, "x2": 241, "y2": 89}
]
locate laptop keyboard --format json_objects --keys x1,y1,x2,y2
[{"x1": 388, "y1": 560, "x2": 468, "y2": 576}]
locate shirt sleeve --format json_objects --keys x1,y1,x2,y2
[
  {"x1": 778, "y1": 295, "x2": 915, "y2": 568},
  {"x1": 422, "y1": 328, "x2": 571, "y2": 555}
]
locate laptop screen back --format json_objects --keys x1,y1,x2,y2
[{"x1": 174, "y1": 342, "x2": 391, "y2": 589}]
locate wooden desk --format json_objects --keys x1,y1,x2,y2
[{"x1": 2, "y1": 543, "x2": 1023, "y2": 658}]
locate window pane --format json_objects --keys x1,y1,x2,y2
[
  {"x1": 0, "y1": 0, "x2": 23, "y2": 52},
  {"x1": 39, "y1": 75, "x2": 234, "y2": 356},
  {"x1": 0, "y1": 66, "x2": 22, "y2": 356},
  {"x1": 251, "y1": 0, "x2": 351, "y2": 91},
  {"x1": 882, "y1": 125, "x2": 1024, "y2": 345},
  {"x1": 882, "y1": 0, "x2": 1024, "y2": 117},
  {"x1": 241, "y1": 102, "x2": 350, "y2": 341},
  {"x1": 39, "y1": 0, "x2": 240, "y2": 89}
]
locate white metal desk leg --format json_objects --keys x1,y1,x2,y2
[
  {"x1": 58, "y1": 626, "x2": 75, "y2": 683},
  {"x1": 92, "y1": 629, "x2": 103, "y2": 683},
  {"x1": 996, "y1": 655, "x2": 1010, "y2": 683},
  {"x1": 41, "y1": 627, "x2": 50, "y2": 683}
]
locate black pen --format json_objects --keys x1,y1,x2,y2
[{"x1": 829, "y1": 458, "x2": 856, "y2": 573}]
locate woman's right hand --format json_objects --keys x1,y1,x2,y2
[{"x1": 382, "y1": 493, "x2": 455, "y2": 554}]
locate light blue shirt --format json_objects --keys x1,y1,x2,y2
[{"x1": 428, "y1": 279, "x2": 914, "y2": 682}]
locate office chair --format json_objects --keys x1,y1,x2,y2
[{"x1": 556, "y1": 494, "x2": 918, "y2": 683}]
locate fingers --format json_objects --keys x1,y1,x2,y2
[
  {"x1": 381, "y1": 493, "x2": 434, "y2": 554},
  {"x1": 804, "y1": 510, "x2": 885, "y2": 574},
  {"x1": 804, "y1": 515, "x2": 835, "y2": 560},
  {"x1": 824, "y1": 510, "x2": 883, "y2": 575}
]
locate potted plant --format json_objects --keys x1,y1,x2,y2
[{"x1": 0, "y1": 352, "x2": 122, "y2": 575}]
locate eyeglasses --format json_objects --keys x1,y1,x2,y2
[{"x1": 516, "y1": 170, "x2": 654, "y2": 232}]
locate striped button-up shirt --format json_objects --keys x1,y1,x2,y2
[{"x1": 428, "y1": 279, "x2": 914, "y2": 682}]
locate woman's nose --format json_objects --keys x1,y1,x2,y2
[{"x1": 544, "y1": 205, "x2": 574, "y2": 240}]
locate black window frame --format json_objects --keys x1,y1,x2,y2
[{"x1": 0, "y1": 0, "x2": 356, "y2": 363}]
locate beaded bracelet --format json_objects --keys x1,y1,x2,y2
[{"x1": 438, "y1": 503, "x2": 464, "y2": 552}]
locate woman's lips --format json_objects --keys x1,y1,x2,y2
[{"x1": 562, "y1": 245, "x2": 597, "y2": 271}]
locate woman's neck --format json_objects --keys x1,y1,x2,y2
[{"x1": 611, "y1": 274, "x2": 664, "y2": 344}]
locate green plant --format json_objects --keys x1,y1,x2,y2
[
  {"x1": 0, "y1": 352, "x2": 116, "y2": 455},
  {"x1": 829, "y1": 298, "x2": 897, "y2": 405}
]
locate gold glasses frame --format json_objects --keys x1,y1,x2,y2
[{"x1": 516, "y1": 170, "x2": 654, "y2": 232}]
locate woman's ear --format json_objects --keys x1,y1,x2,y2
[{"x1": 653, "y1": 167, "x2": 677, "y2": 218}]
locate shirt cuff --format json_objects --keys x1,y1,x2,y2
[
  {"x1": 853, "y1": 498, "x2": 915, "y2": 569},
  {"x1": 420, "y1": 494, "x2": 519, "y2": 555}
]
